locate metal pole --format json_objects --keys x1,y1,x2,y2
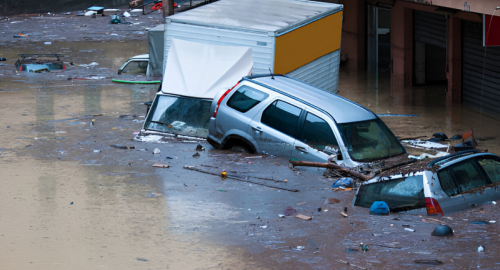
[{"x1": 375, "y1": 8, "x2": 379, "y2": 89}]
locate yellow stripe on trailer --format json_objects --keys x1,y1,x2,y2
[{"x1": 274, "y1": 11, "x2": 343, "y2": 75}]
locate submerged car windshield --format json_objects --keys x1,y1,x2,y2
[
  {"x1": 144, "y1": 94, "x2": 212, "y2": 138},
  {"x1": 338, "y1": 118, "x2": 405, "y2": 161}
]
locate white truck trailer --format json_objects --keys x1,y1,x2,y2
[{"x1": 164, "y1": 0, "x2": 343, "y2": 93}]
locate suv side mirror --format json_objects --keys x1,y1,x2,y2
[{"x1": 325, "y1": 146, "x2": 342, "y2": 161}]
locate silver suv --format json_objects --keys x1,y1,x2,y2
[{"x1": 207, "y1": 74, "x2": 405, "y2": 168}]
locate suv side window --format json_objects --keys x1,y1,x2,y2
[
  {"x1": 227, "y1": 86, "x2": 269, "y2": 113},
  {"x1": 261, "y1": 100, "x2": 302, "y2": 138},
  {"x1": 301, "y1": 112, "x2": 338, "y2": 150},
  {"x1": 450, "y1": 160, "x2": 487, "y2": 192},
  {"x1": 437, "y1": 169, "x2": 460, "y2": 196},
  {"x1": 478, "y1": 157, "x2": 500, "y2": 183}
]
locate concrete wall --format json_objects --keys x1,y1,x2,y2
[
  {"x1": 0, "y1": 0, "x2": 129, "y2": 15},
  {"x1": 339, "y1": 0, "x2": 366, "y2": 73}
]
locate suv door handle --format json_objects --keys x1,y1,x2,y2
[
  {"x1": 295, "y1": 146, "x2": 308, "y2": 153},
  {"x1": 251, "y1": 126, "x2": 262, "y2": 133}
]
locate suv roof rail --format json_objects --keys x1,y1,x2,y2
[
  {"x1": 244, "y1": 74, "x2": 284, "y2": 80},
  {"x1": 427, "y1": 149, "x2": 480, "y2": 168},
  {"x1": 18, "y1": 54, "x2": 62, "y2": 60}
]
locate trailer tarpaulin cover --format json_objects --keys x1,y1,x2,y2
[{"x1": 161, "y1": 39, "x2": 253, "y2": 99}]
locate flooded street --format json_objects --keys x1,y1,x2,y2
[
  {"x1": 2, "y1": 9, "x2": 500, "y2": 270},
  {"x1": 338, "y1": 71, "x2": 500, "y2": 155}
]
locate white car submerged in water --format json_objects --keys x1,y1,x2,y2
[{"x1": 354, "y1": 150, "x2": 500, "y2": 216}]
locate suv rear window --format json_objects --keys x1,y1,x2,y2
[
  {"x1": 227, "y1": 86, "x2": 268, "y2": 113},
  {"x1": 354, "y1": 175, "x2": 425, "y2": 212},
  {"x1": 261, "y1": 100, "x2": 302, "y2": 138}
]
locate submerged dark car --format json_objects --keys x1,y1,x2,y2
[{"x1": 15, "y1": 54, "x2": 66, "y2": 72}]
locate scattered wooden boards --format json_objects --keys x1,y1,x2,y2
[
  {"x1": 333, "y1": 187, "x2": 354, "y2": 191},
  {"x1": 295, "y1": 214, "x2": 312, "y2": 220},
  {"x1": 152, "y1": 164, "x2": 170, "y2": 168}
]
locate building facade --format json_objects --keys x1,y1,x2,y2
[{"x1": 340, "y1": 0, "x2": 500, "y2": 118}]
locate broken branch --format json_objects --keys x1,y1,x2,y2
[{"x1": 289, "y1": 160, "x2": 374, "y2": 181}]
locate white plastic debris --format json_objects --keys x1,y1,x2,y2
[
  {"x1": 409, "y1": 151, "x2": 449, "y2": 160},
  {"x1": 260, "y1": 225, "x2": 267, "y2": 229},
  {"x1": 153, "y1": 148, "x2": 161, "y2": 154},
  {"x1": 489, "y1": 220, "x2": 497, "y2": 224},
  {"x1": 278, "y1": 214, "x2": 285, "y2": 218},
  {"x1": 492, "y1": 201, "x2": 497, "y2": 205},
  {"x1": 79, "y1": 62, "x2": 99, "y2": 67},
  {"x1": 85, "y1": 11, "x2": 96, "y2": 16},
  {"x1": 122, "y1": 11, "x2": 131, "y2": 17},
  {"x1": 294, "y1": 246, "x2": 305, "y2": 250},
  {"x1": 404, "y1": 228, "x2": 415, "y2": 232},
  {"x1": 44, "y1": 42, "x2": 51, "y2": 45},
  {"x1": 478, "y1": 245, "x2": 485, "y2": 252}
]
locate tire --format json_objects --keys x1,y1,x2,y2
[{"x1": 230, "y1": 145, "x2": 250, "y2": 153}]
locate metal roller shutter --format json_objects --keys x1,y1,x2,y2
[
  {"x1": 462, "y1": 20, "x2": 500, "y2": 119},
  {"x1": 414, "y1": 11, "x2": 447, "y2": 48},
  {"x1": 414, "y1": 11, "x2": 447, "y2": 84}
]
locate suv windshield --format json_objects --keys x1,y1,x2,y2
[{"x1": 338, "y1": 118, "x2": 404, "y2": 161}]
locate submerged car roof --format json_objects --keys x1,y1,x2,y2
[
  {"x1": 244, "y1": 75, "x2": 376, "y2": 123},
  {"x1": 429, "y1": 150, "x2": 498, "y2": 169},
  {"x1": 130, "y1": 54, "x2": 149, "y2": 60}
]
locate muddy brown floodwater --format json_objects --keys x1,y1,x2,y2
[{"x1": 2, "y1": 9, "x2": 500, "y2": 270}]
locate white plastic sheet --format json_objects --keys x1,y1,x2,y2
[{"x1": 161, "y1": 39, "x2": 253, "y2": 99}]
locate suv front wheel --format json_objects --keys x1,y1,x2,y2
[{"x1": 222, "y1": 136, "x2": 255, "y2": 154}]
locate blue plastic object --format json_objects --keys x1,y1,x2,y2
[
  {"x1": 88, "y1": 6, "x2": 104, "y2": 11},
  {"x1": 332, "y1": 178, "x2": 355, "y2": 188},
  {"x1": 369, "y1": 201, "x2": 390, "y2": 215}
]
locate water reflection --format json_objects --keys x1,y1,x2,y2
[
  {"x1": 84, "y1": 85, "x2": 102, "y2": 114},
  {"x1": 339, "y1": 70, "x2": 500, "y2": 154}
]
